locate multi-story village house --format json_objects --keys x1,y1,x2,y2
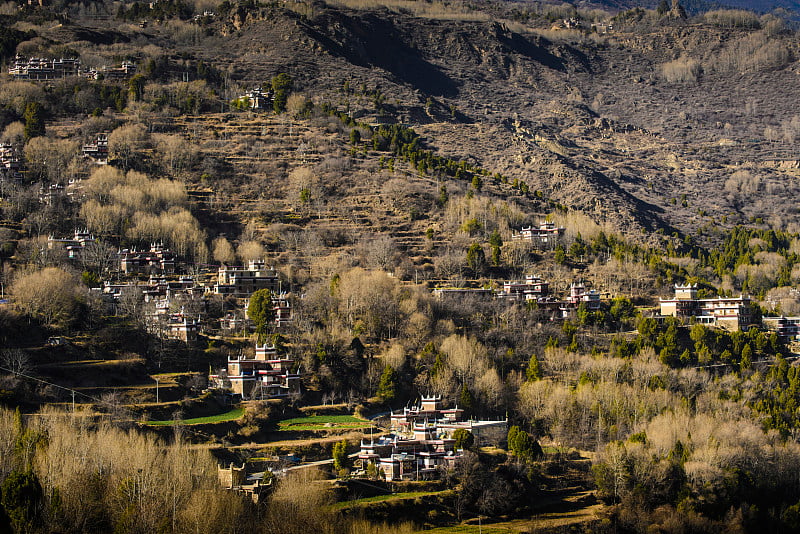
[
  {"x1": 511, "y1": 221, "x2": 565, "y2": 248},
  {"x1": 660, "y1": 284, "x2": 753, "y2": 331},
  {"x1": 762, "y1": 316, "x2": 800, "y2": 341},
  {"x1": 149, "y1": 310, "x2": 200, "y2": 343},
  {"x1": 498, "y1": 275, "x2": 550, "y2": 301},
  {"x1": 119, "y1": 243, "x2": 176, "y2": 274},
  {"x1": 9, "y1": 56, "x2": 81, "y2": 80},
  {"x1": 211, "y1": 260, "x2": 280, "y2": 297},
  {"x1": 210, "y1": 343, "x2": 299, "y2": 400},
  {"x1": 84, "y1": 62, "x2": 136, "y2": 81},
  {"x1": 237, "y1": 88, "x2": 273, "y2": 110},
  {"x1": 357, "y1": 396, "x2": 507, "y2": 481},
  {"x1": 567, "y1": 281, "x2": 601, "y2": 310},
  {"x1": 82, "y1": 133, "x2": 109, "y2": 164},
  {"x1": 0, "y1": 143, "x2": 22, "y2": 180},
  {"x1": 48, "y1": 229, "x2": 96, "y2": 260}
]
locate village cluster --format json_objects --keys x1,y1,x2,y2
[
  {"x1": 8, "y1": 55, "x2": 137, "y2": 81},
  {"x1": 0, "y1": 75, "x2": 788, "y2": 489},
  {"x1": 358, "y1": 395, "x2": 507, "y2": 481},
  {"x1": 42, "y1": 216, "x2": 787, "y2": 421},
  {"x1": 48, "y1": 230, "x2": 292, "y2": 345},
  {"x1": 219, "y1": 394, "x2": 509, "y2": 496},
  {"x1": 1, "y1": 131, "x2": 109, "y2": 188}
]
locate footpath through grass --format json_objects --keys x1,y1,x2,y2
[
  {"x1": 277, "y1": 414, "x2": 371, "y2": 431},
  {"x1": 146, "y1": 407, "x2": 244, "y2": 426}
]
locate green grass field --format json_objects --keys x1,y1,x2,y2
[
  {"x1": 145, "y1": 407, "x2": 244, "y2": 426},
  {"x1": 331, "y1": 490, "x2": 442, "y2": 509},
  {"x1": 277, "y1": 414, "x2": 372, "y2": 431}
]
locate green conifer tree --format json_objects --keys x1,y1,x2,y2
[
  {"x1": 247, "y1": 289, "x2": 275, "y2": 342},
  {"x1": 23, "y1": 102, "x2": 45, "y2": 140},
  {"x1": 376, "y1": 365, "x2": 398, "y2": 403},
  {"x1": 526, "y1": 354, "x2": 543, "y2": 382}
]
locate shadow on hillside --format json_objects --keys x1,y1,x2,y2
[{"x1": 308, "y1": 12, "x2": 459, "y2": 97}]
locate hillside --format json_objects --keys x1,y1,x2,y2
[
  {"x1": 211, "y1": 3, "x2": 799, "y2": 240},
  {"x1": 588, "y1": 0, "x2": 800, "y2": 15},
  {"x1": 34, "y1": 0, "x2": 795, "y2": 243},
  {"x1": 5, "y1": 1, "x2": 800, "y2": 533}
]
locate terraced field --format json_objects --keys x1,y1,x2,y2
[
  {"x1": 146, "y1": 407, "x2": 245, "y2": 425},
  {"x1": 277, "y1": 414, "x2": 373, "y2": 431}
]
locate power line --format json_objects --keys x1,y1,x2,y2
[{"x1": 0, "y1": 364, "x2": 101, "y2": 404}]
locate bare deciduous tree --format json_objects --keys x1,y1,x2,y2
[
  {"x1": 286, "y1": 166, "x2": 323, "y2": 213},
  {"x1": 1, "y1": 348, "x2": 32, "y2": 376},
  {"x1": 109, "y1": 123, "x2": 149, "y2": 168},
  {"x1": 212, "y1": 237, "x2": 235, "y2": 264},
  {"x1": 1, "y1": 121, "x2": 25, "y2": 146},
  {"x1": 660, "y1": 56, "x2": 701, "y2": 83},
  {"x1": 359, "y1": 235, "x2": 398, "y2": 271},
  {"x1": 152, "y1": 133, "x2": 198, "y2": 177},
  {"x1": 0, "y1": 80, "x2": 44, "y2": 114},
  {"x1": 24, "y1": 137, "x2": 79, "y2": 183},
  {"x1": 440, "y1": 334, "x2": 490, "y2": 388},
  {"x1": 237, "y1": 240, "x2": 264, "y2": 263},
  {"x1": 264, "y1": 469, "x2": 334, "y2": 534},
  {"x1": 12, "y1": 267, "x2": 82, "y2": 329},
  {"x1": 79, "y1": 239, "x2": 119, "y2": 277}
]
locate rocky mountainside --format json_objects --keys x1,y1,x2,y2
[
  {"x1": 174, "y1": 2, "x2": 800, "y2": 242},
  {"x1": 587, "y1": 0, "x2": 800, "y2": 15},
  {"x1": 9, "y1": 0, "x2": 800, "y2": 246}
]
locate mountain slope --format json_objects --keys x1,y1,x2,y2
[{"x1": 36, "y1": 0, "x2": 800, "y2": 243}]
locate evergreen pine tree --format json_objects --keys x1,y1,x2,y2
[
  {"x1": 247, "y1": 289, "x2": 275, "y2": 342},
  {"x1": 23, "y1": 102, "x2": 45, "y2": 140},
  {"x1": 526, "y1": 354, "x2": 543, "y2": 382},
  {"x1": 376, "y1": 365, "x2": 398, "y2": 403}
]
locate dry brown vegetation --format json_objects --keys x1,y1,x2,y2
[
  {"x1": 11, "y1": 267, "x2": 84, "y2": 329},
  {"x1": 660, "y1": 56, "x2": 701, "y2": 84},
  {"x1": 2, "y1": 407, "x2": 252, "y2": 533},
  {"x1": 80, "y1": 166, "x2": 208, "y2": 260},
  {"x1": 1, "y1": 407, "x2": 422, "y2": 533},
  {"x1": 4, "y1": 2, "x2": 800, "y2": 532},
  {"x1": 325, "y1": 0, "x2": 490, "y2": 21}
]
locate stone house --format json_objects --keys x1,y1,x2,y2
[
  {"x1": 499, "y1": 275, "x2": 550, "y2": 301},
  {"x1": 48, "y1": 229, "x2": 96, "y2": 259},
  {"x1": 210, "y1": 343, "x2": 299, "y2": 400},
  {"x1": 82, "y1": 133, "x2": 109, "y2": 164},
  {"x1": 9, "y1": 56, "x2": 81, "y2": 80},
  {"x1": 511, "y1": 222, "x2": 565, "y2": 248},
  {"x1": 660, "y1": 284, "x2": 753, "y2": 331},
  {"x1": 211, "y1": 260, "x2": 279, "y2": 297},
  {"x1": 238, "y1": 88, "x2": 273, "y2": 110},
  {"x1": 119, "y1": 243, "x2": 176, "y2": 274},
  {"x1": 762, "y1": 316, "x2": 800, "y2": 341}
]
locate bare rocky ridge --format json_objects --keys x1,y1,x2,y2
[
  {"x1": 42, "y1": 1, "x2": 800, "y2": 247},
  {"x1": 178, "y1": 4, "x2": 800, "y2": 241}
]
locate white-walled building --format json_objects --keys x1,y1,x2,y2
[
  {"x1": 499, "y1": 275, "x2": 550, "y2": 301},
  {"x1": 210, "y1": 343, "x2": 299, "y2": 399},
  {"x1": 511, "y1": 222, "x2": 565, "y2": 248},
  {"x1": 211, "y1": 260, "x2": 279, "y2": 297},
  {"x1": 660, "y1": 284, "x2": 753, "y2": 331}
]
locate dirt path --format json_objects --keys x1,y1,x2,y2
[
  {"x1": 186, "y1": 431, "x2": 369, "y2": 450},
  {"x1": 424, "y1": 489, "x2": 604, "y2": 533},
  {"x1": 476, "y1": 490, "x2": 603, "y2": 532}
]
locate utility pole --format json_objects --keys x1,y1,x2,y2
[
  {"x1": 155, "y1": 377, "x2": 160, "y2": 404},
  {"x1": 72, "y1": 390, "x2": 75, "y2": 413}
]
